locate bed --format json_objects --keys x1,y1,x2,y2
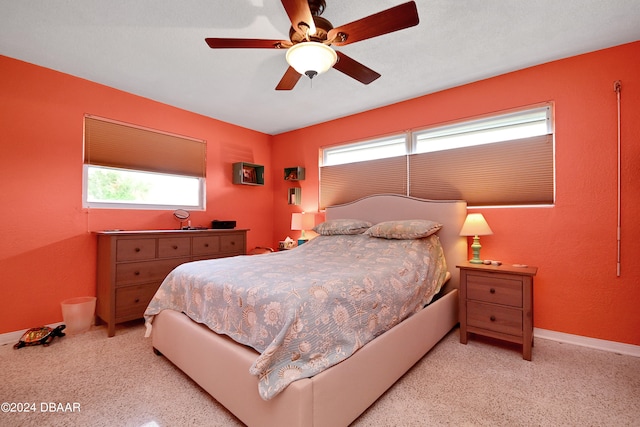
[{"x1": 146, "y1": 194, "x2": 467, "y2": 426}]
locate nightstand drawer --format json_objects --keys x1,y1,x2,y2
[
  {"x1": 467, "y1": 274, "x2": 522, "y2": 307},
  {"x1": 467, "y1": 301, "x2": 522, "y2": 336}
]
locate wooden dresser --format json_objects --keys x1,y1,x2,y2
[
  {"x1": 96, "y1": 229, "x2": 247, "y2": 336},
  {"x1": 457, "y1": 262, "x2": 538, "y2": 360}
]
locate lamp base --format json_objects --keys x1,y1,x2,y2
[{"x1": 469, "y1": 235, "x2": 483, "y2": 264}]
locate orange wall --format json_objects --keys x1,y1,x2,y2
[
  {"x1": 272, "y1": 42, "x2": 640, "y2": 346},
  {"x1": 0, "y1": 55, "x2": 274, "y2": 334},
  {"x1": 2, "y1": 42, "x2": 639, "y2": 346}
]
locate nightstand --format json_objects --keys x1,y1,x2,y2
[{"x1": 457, "y1": 262, "x2": 538, "y2": 360}]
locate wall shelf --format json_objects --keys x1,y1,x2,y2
[
  {"x1": 233, "y1": 162, "x2": 264, "y2": 185},
  {"x1": 288, "y1": 188, "x2": 301, "y2": 205},
  {"x1": 284, "y1": 167, "x2": 305, "y2": 181}
]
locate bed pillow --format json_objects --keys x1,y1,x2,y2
[
  {"x1": 313, "y1": 219, "x2": 373, "y2": 235},
  {"x1": 364, "y1": 219, "x2": 443, "y2": 239}
]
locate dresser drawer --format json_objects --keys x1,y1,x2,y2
[
  {"x1": 115, "y1": 258, "x2": 188, "y2": 286},
  {"x1": 220, "y1": 234, "x2": 244, "y2": 254},
  {"x1": 116, "y1": 238, "x2": 156, "y2": 261},
  {"x1": 467, "y1": 274, "x2": 522, "y2": 307},
  {"x1": 192, "y1": 235, "x2": 220, "y2": 256},
  {"x1": 158, "y1": 237, "x2": 191, "y2": 258},
  {"x1": 115, "y1": 283, "x2": 159, "y2": 321},
  {"x1": 467, "y1": 301, "x2": 523, "y2": 336}
]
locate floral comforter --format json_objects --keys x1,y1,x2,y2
[{"x1": 144, "y1": 233, "x2": 447, "y2": 400}]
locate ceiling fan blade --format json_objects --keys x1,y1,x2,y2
[
  {"x1": 281, "y1": 0, "x2": 316, "y2": 36},
  {"x1": 328, "y1": 1, "x2": 419, "y2": 46},
  {"x1": 333, "y1": 51, "x2": 381, "y2": 85},
  {"x1": 205, "y1": 38, "x2": 290, "y2": 49},
  {"x1": 276, "y1": 66, "x2": 303, "y2": 90}
]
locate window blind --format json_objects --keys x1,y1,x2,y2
[
  {"x1": 320, "y1": 156, "x2": 407, "y2": 209},
  {"x1": 84, "y1": 116, "x2": 206, "y2": 178},
  {"x1": 409, "y1": 134, "x2": 554, "y2": 205}
]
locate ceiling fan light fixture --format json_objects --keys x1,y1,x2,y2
[{"x1": 286, "y1": 42, "x2": 337, "y2": 79}]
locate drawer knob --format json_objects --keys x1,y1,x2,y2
[
  {"x1": 134, "y1": 271, "x2": 140, "y2": 276},
  {"x1": 204, "y1": 243, "x2": 209, "y2": 247},
  {"x1": 490, "y1": 315, "x2": 496, "y2": 322},
  {"x1": 490, "y1": 288, "x2": 496, "y2": 294},
  {"x1": 173, "y1": 245, "x2": 178, "y2": 250},
  {"x1": 135, "y1": 248, "x2": 141, "y2": 252},
  {"x1": 134, "y1": 298, "x2": 140, "y2": 303}
]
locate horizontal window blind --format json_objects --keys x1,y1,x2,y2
[
  {"x1": 84, "y1": 116, "x2": 206, "y2": 178},
  {"x1": 320, "y1": 156, "x2": 407, "y2": 209},
  {"x1": 409, "y1": 134, "x2": 553, "y2": 205}
]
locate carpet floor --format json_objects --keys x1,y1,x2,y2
[{"x1": 1, "y1": 320, "x2": 638, "y2": 426}]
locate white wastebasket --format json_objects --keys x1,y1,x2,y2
[{"x1": 61, "y1": 296, "x2": 96, "y2": 334}]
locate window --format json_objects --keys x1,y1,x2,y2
[
  {"x1": 319, "y1": 105, "x2": 554, "y2": 208},
  {"x1": 413, "y1": 107, "x2": 551, "y2": 153},
  {"x1": 323, "y1": 134, "x2": 408, "y2": 166},
  {"x1": 321, "y1": 135, "x2": 408, "y2": 207},
  {"x1": 410, "y1": 106, "x2": 553, "y2": 206},
  {"x1": 84, "y1": 166, "x2": 204, "y2": 209},
  {"x1": 83, "y1": 116, "x2": 206, "y2": 210}
]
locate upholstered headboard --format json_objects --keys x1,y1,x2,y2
[{"x1": 325, "y1": 194, "x2": 468, "y2": 292}]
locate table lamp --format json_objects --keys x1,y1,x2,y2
[
  {"x1": 459, "y1": 213, "x2": 493, "y2": 264},
  {"x1": 291, "y1": 212, "x2": 316, "y2": 246}
]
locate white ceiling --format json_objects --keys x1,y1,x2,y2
[{"x1": 1, "y1": 1, "x2": 639, "y2": 135}]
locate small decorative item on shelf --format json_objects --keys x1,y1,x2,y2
[
  {"x1": 284, "y1": 167, "x2": 305, "y2": 181},
  {"x1": 288, "y1": 188, "x2": 301, "y2": 205}
]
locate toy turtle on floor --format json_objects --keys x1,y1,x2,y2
[{"x1": 14, "y1": 325, "x2": 66, "y2": 349}]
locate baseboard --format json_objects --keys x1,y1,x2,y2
[
  {"x1": 534, "y1": 328, "x2": 640, "y2": 357},
  {"x1": 0, "y1": 322, "x2": 65, "y2": 347},
  {"x1": 3, "y1": 324, "x2": 638, "y2": 357}
]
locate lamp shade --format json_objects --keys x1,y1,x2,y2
[
  {"x1": 286, "y1": 42, "x2": 337, "y2": 79},
  {"x1": 291, "y1": 212, "x2": 316, "y2": 231},
  {"x1": 459, "y1": 213, "x2": 493, "y2": 236}
]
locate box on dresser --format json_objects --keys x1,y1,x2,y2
[{"x1": 95, "y1": 229, "x2": 247, "y2": 336}]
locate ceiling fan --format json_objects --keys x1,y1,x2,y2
[{"x1": 205, "y1": 0, "x2": 419, "y2": 90}]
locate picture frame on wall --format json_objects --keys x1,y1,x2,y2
[{"x1": 242, "y1": 165, "x2": 257, "y2": 184}]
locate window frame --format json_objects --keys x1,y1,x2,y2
[
  {"x1": 82, "y1": 115, "x2": 207, "y2": 211},
  {"x1": 411, "y1": 105, "x2": 552, "y2": 154},
  {"x1": 82, "y1": 165, "x2": 206, "y2": 211},
  {"x1": 322, "y1": 133, "x2": 409, "y2": 166},
  {"x1": 319, "y1": 104, "x2": 555, "y2": 208}
]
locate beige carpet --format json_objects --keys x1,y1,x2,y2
[{"x1": 1, "y1": 320, "x2": 638, "y2": 426}]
